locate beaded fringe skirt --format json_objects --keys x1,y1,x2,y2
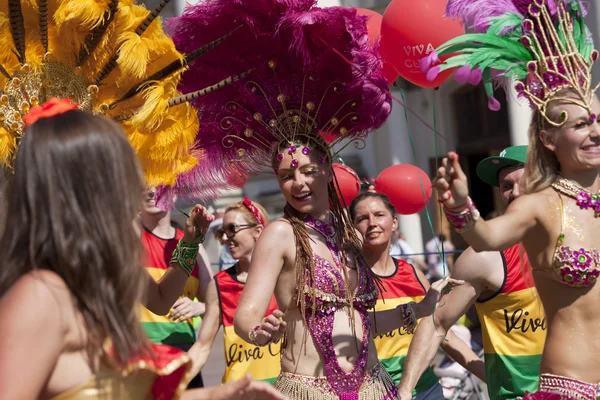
[
  {"x1": 273, "y1": 363, "x2": 399, "y2": 400},
  {"x1": 522, "y1": 373, "x2": 600, "y2": 400}
]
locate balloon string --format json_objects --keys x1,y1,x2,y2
[
  {"x1": 398, "y1": 88, "x2": 448, "y2": 341},
  {"x1": 432, "y1": 90, "x2": 447, "y2": 278},
  {"x1": 317, "y1": 33, "x2": 451, "y2": 340},
  {"x1": 315, "y1": 35, "x2": 449, "y2": 143}
]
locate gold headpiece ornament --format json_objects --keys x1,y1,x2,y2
[
  {"x1": 425, "y1": 0, "x2": 599, "y2": 127},
  {"x1": 0, "y1": 0, "x2": 245, "y2": 186}
]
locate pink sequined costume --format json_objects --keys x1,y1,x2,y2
[{"x1": 273, "y1": 214, "x2": 398, "y2": 400}]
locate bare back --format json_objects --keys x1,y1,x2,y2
[{"x1": 0, "y1": 270, "x2": 93, "y2": 399}]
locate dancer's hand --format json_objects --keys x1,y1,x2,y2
[
  {"x1": 434, "y1": 152, "x2": 470, "y2": 209},
  {"x1": 415, "y1": 276, "x2": 465, "y2": 318},
  {"x1": 184, "y1": 374, "x2": 286, "y2": 400},
  {"x1": 222, "y1": 375, "x2": 286, "y2": 400},
  {"x1": 253, "y1": 309, "x2": 287, "y2": 346},
  {"x1": 170, "y1": 297, "x2": 205, "y2": 321},
  {"x1": 182, "y1": 205, "x2": 215, "y2": 243}
]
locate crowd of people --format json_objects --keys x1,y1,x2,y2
[{"x1": 0, "y1": 0, "x2": 599, "y2": 399}]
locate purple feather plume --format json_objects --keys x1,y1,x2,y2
[
  {"x1": 446, "y1": 0, "x2": 520, "y2": 31},
  {"x1": 165, "y1": 0, "x2": 391, "y2": 192},
  {"x1": 447, "y1": 0, "x2": 586, "y2": 33}
]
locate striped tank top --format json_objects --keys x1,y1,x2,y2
[
  {"x1": 215, "y1": 265, "x2": 282, "y2": 383},
  {"x1": 140, "y1": 229, "x2": 200, "y2": 346},
  {"x1": 475, "y1": 244, "x2": 546, "y2": 400},
  {"x1": 373, "y1": 258, "x2": 439, "y2": 395}
]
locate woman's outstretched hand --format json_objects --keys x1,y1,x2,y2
[
  {"x1": 184, "y1": 374, "x2": 286, "y2": 400},
  {"x1": 416, "y1": 276, "x2": 465, "y2": 318},
  {"x1": 182, "y1": 205, "x2": 215, "y2": 243},
  {"x1": 253, "y1": 309, "x2": 287, "y2": 346},
  {"x1": 434, "y1": 152, "x2": 470, "y2": 209}
]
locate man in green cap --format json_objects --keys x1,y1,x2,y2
[{"x1": 399, "y1": 146, "x2": 547, "y2": 400}]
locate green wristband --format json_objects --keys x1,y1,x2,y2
[{"x1": 170, "y1": 240, "x2": 199, "y2": 276}]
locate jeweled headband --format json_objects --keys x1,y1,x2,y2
[{"x1": 421, "y1": 0, "x2": 598, "y2": 127}]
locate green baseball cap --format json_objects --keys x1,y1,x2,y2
[{"x1": 476, "y1": 145, "x2": 528, "y2": 187}]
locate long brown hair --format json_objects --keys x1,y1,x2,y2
[{"x1": 0, "y1": 110, "x2": 149, "y2": 367}]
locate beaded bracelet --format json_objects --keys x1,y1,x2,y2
[
  {"x1": 443, "y1": 196, "x2": 480, "y2": 232},
  {"x1": 398, "y1": 302, "x2": 417, "y2": 334},
  {"x1": 249, "y1": 324, "x2": 267, "y2": 347},
  {"x1": 169, "y1": 240, "x2": 199, "y2": 276}
]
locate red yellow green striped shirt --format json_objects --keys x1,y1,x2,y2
[
  {"x1": 373, "y1": 258, "x2": 439, "y2": 395},
  {"x1": 140, "y1": 229, "x2": 200, "y2": 346},
  {"x1": 475, "y1": 244, "x2": 546, "y2": 400},
  {"x1": 215, "y1": 265, "x2": 282, "y2": 383}
]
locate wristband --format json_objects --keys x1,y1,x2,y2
[
  {"x1": 169, "y1": 240, "x2": 199, "y2": 276},
  {"x1": 443, "y1": 196, "x2": 480, "y2": 232}
]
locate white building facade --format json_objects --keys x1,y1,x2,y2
[{"x1": 150, "y1": 0, "x2": 600, "y2": 255}]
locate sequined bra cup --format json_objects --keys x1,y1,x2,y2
[
  {"x1": 301, "y1": 214, "x2": 379, "y2": 399},
  {"x1": 304, "y1": 254, "x2": 378, "y2": 312},
  {"x1": 549, "y1": 190, "x2": 600, "y2": 287}
]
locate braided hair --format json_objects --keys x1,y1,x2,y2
[{"x1": 271, "y1": 138, "x2": 365, "y2": 332}]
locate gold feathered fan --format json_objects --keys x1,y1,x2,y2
[{"x1": 0, "y1": 0, "x2": 244, "y2": 186}]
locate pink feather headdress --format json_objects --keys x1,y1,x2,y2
[{"x1": 164, "y1": 0, "x2": 391, "y2": 194}]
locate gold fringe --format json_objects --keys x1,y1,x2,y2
[{"x1": 273, "y1": 364, "x2": 399, "y2": 400}]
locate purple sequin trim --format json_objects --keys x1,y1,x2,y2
[{"x1": 302, "y1": 214, "x2": 379, "y2": 398}]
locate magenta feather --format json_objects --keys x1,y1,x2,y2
[{"x1": 166, "y1": 0, "x2": 391, "y2": 187}]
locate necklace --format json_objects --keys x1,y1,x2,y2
[
  {"x1": 303, "y1": 213, "x2": 343, "y2": 269},
  {"x1": 552, "y1": 176, "x2": 600, "y2": 217}
]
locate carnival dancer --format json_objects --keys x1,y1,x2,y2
[
  {"x1": 350, "y1": 191, "x2": 485, "y2": 400},
  {"x1": 421, "y1": 1, "x2": 600, "y2": 398},
  {"x1": 399, "y1": 146, "x2": 547, "y2": 400},
  {"x1": 168, "y1": 1, "x2": 463, "y2": 398},
  {"x1": 187, "y1": 198, "x2": 282, "y2": 384},
  {"x1": 0, "y1": 105, "x2": 284, "y2": 400},
  {"x1": 140, "y1": 187, "x2": 214, "y2": 388}
]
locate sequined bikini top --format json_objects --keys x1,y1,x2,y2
[
  {"x1": 301, "y1": 214, "x2": 378, "y2": 312},
  {"x1": 303, "y1": 253, "x2": 378, "y2": 312},
  {"x1": 549, "y1": 191, "x2": 600, "y2": 287}
]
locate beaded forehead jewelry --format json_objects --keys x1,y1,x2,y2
[{"x1": 422, "y1": 0, "x2": 598, "y2": 127}]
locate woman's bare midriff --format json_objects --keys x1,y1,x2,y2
[
  {"x1": 279, "y1": 307, "x2": 379, "y2": 377},
  {"x1": 534, "y1": 271, "x2": 600, "y2": 382}
]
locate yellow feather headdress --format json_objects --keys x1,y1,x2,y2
[{"x1": 0, "y1": 0, "x2": 244, "y2": 189}]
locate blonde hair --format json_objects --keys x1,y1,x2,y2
[
  {"x1": 523, "y1": 88, "x2": 581, "y2": 194},
  {"x1": 523, "y1": 109, "x2": 559, "y2": 193},
  {"x1": 224, "y1": 200, "x2": 269, "y2": 226}
]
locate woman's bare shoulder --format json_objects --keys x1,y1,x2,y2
[
  {"x1": 5, "y1": 270, "x2": 70, "y2": 305},
  {"x1": 263, "y1": 218, "x2": 294, "y2": 237}
]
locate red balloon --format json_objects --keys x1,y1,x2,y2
[
  {"x1": 375, "y1": 164, "x2": 432, "y2": 215},
  {"x1": 356, "y1": 8, "x2": 398, "y2": 85},
  {"x1": 332, "y1": 164, "x2": 361, "y2": 206},
  {"x1": 380, "y1": 0, "x2": 464, "y2": 88}
]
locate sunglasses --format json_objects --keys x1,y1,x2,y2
[{"x1": 216, "y1": 223, "x2": 258, "y2": 239}]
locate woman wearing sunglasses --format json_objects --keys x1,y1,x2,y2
[{"x1": 187, "y1": 198, "x2": 282, "y2": 384}]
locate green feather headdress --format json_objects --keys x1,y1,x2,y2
[{"x1": 422, "y1": 0, "x2": 598, "y2": 127}]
